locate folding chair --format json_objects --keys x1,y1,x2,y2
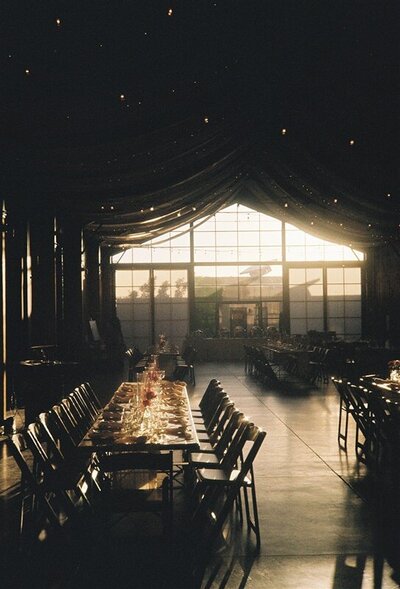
[
  {"x1": 332, "y1": 377, "x2": 354, "y2": 451},
  {"x1": 192, "y1": 421, "x2": 266, "y2": 553}
]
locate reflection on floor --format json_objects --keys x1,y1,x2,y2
[{"x1": 1, "y1": 362, "x2": 399, "y2": 588}]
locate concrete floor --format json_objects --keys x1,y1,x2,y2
[{"x1": 1, "y1": 361, "x2": 400, "y2": 588}]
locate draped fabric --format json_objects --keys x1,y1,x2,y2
[{"x1": 7, "y1": 116, "x2": 399, "y2": 249}]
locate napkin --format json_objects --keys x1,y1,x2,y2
[
  {"x1": 97, "y1": 421, "x2": 123, "y2": 431},
  {"x1": 88, "y1": 430, "x2": 115, "y2": 440},
  {"x1": 113, "y1": 395, "x2": 131, "y2": 404},
  {"x1": 107, "y1": 402, "x2": 124, "y2": 412},
  {"x1": 165, "y1": 424, "x2": 185, "y2": 436},
  {"x1": 102, "y1": 411, "x2": 122, "y2": 421}
]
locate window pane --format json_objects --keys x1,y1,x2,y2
[
  {"x1": 116, "y1": 286, "x2": 132, "y2": 300},
  {"x1": 151, "y1": 248, "x2": 171, "y2": 263},
  {"x1": 154, "y1": 270, "x2": 170, "y2": 286},
  {"x1": 344, "y1": 301, "x2": 361, "y2": 316},
  {"x1": 307, "y1": 317, "x2": 324, "y2": 331},
  {"x1": 289, "y1": 268, "x2": 305, "y2": 284},
  {"x1": 171, "y1": 271, "x2": 188, "y2": 298},
  {"x1": 133, "y1": 247, "x2": 152, "y2": 263},
  {"x1": 171, "y1": 302, "x2": 189, "y2": 320},
  {"x1": 194, "y1": 248, "x2": 216, "y2": 262},
  {"x1": 259, "y1": 246, "x2": 282, "y2": 261},
  {"x1": 306, "y1": 268, "x2": 323, "y2": 283},
  {"x1": 238, "y1": 247, "x2": 262, "y2": 262},
  {"x1": 327, "y1": 268, "x2": 343, "y2": 283},
  {"x1": 327, "y1": 284, "x2": 344, "y2": 296},
  {"x1": 215, "y1": 221, "x2": 238, "y2": 233},
  {"x1": 239, "y1": 285, "x2": 260, "y2": 300},
  {"x1": 344, "y1": 283, "x2": 361, "y2": 296},
  {"x1": 132, "y1": 270, "x2": 151, "y2": 287},
  {"x1": 194, "y1": 232, "x2": 215, "y2": 247},
  {"x1": 291, "y1": 318, "x2": 307, "y2": 334},
  {"x1": 307, "y1": 284, "x2": 323, "y2": 299},
  {"x1": 328, "y1": 317, "x2": 345, "y2": 334},
  {"x1": 307, "y1": 302, "x2": 324, "y2": 318},
  {"x1": 290, "y1": 302, "x2": 306, "y2": 316},
  {"x1": 345, "y1": 317, "x2": 362, "y2": 334},
  {"x1": 216, "y1": 248, "x2": 238, "y2": 262},
  {"x1": 290, "y1": 285, "x2": 307, "y2": 301},
  {"x1": 238, "y1": 232, "x2": 260, "y2": 247},
  {"x1": 344, "y1": 267, "x2": 361, "y2": 283},
  {"x1": 327, "y1": 301, "x2": 344, "y2": 316},
  {"x1": 116, "y1": 303, "x2": 132, "y2": 321},
  {"x1": 115, "y1": 270, "x2": 132, "y2": 287},
  {"x1": 216, "y1": 232, "x2": 237, "y2": 246},
  {"x1": 133, "y1": 300, "x2": 151, "y2": 320},
  {"x1": 260, "y1": 231, "x2": 281, "y2": 246},
  {"x1": 155, "y1": 303, "x2": 170, "y2": 321}
]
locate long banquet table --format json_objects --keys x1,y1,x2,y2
[{"x1": 78, "y1": 380, "x2": 200, "y2": 454}]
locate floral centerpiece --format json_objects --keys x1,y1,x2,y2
[{"x1": 388, "y1": 359, "x2": 400, "y2": 383}]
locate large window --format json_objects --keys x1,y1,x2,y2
[{"x1": 112, "y1": 204, "x2": 364, "y2": 345}]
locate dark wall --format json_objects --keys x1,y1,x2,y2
[
  {"x1": 364, "y1": 244, "x2": 400, "y2": 347},
  {"x1": 2, "y1": 197, "x2": 86, "y2": 415}
]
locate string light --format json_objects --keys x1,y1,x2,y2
[
  {"x1": 55, "y1": 18, "x2": 61, "y2": 27},
  {"x1": 204, "y1": 116, "x2": 209, "y2": 124},
  {"x1": 167, "y1": 8, "x2": 173, "y2": 16},
  {"x1": 281, "y1": 128, "x2": 287, "y2": 136},
  {"x1": 25, "y1": 68, "x2": 30, "y2": 75},
  {"x1": 349, "y1": 139, "x2": 355, "y2": 146}
]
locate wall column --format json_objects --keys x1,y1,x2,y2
[{"x1": 58, "y1": 216, "x2": 83, "y2": 360}]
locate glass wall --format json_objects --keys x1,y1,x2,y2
[
  {"x1": 112, "y1": 203, "x2": 364, "y2": 346},
  {"x1": 289, "y1": 268, "x2": 324, "y2": 335},
  {"x1": 115, "y1": 269, "x2": 151, "y2": 352}
]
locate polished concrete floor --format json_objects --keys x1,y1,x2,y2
[{"x1": 1, "y1": 361, "x2": 400, "y2": 588}]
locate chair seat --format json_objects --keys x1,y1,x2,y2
[
  {"x1": 189, "y1": 452, "x2": 219, "y2": 466},
  {"x1": 197, "y1": 467, "x2": 241, "y2": 484},
  {"x1": 197, "y1": 441, "x2": 214, "y2": 450}
]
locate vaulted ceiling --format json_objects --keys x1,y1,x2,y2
[{"x1": 1, "y1": 2, "x2": 398, "y2": 248}]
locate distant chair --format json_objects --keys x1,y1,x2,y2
[
  {"x1": 125, "y1": 347, "x2": 145, "y2": 381},
  {"x1": 174, "y1": 346, "x2": 197, "y2": 385}
]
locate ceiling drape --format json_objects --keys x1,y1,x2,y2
[{"x1": 5, "y1": 116, "x2": 398, "y2": 249}]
